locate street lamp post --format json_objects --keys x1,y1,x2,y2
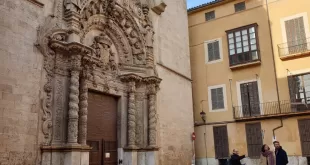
[{"x1": 200, "y1": 100, "x2": 208, "y2": 165}]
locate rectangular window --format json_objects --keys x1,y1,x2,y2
[
  {"x1": 245, "y1": 123, "x2": 262, "y2": 158},
  {"x1": 226, "y1": 24, "x2": 260, "y2": 66},
  {"x1": 288, "y1": 73, "x2": 310, "y2": 111},
  {"x1": 285, "y1": 16, "x2": 308, "y2": 54},
  {"x1": 213, "y1": 126, "x2": 229, "y2": 159},
  {"x1": 211, "y1": 88, "x2": 224, "y2": 110},
  {"x1": 208, "y1": 85, "x2": 227, "y2": 111},
  {"x1": 205, "y1": 39, "x2": 221, "y2": 63},
  {"x1": 298, "y1": 119, "x2": 310, "y2": 156},
  {"x1": 234, "y1": 2, "x2": 246, "y2": 12},
  {"x1": 205, "y1": 11, "x2": 215, "y2": 21},
  {"x1": 240, "y1": 81, "x2": 260, "y2": 117}
]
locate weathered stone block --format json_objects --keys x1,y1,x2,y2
[{"x1": 0, "y1": 84, "x2": 12, "y2": 93}]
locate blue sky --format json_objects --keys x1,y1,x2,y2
[{"x1": 187, "y1": 0, "x2": 213, "y2": 9}]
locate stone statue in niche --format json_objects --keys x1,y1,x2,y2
[
  {"x1": 142, "y1": 4, "x2": 154, "y2": 48},
  {"x1": 64, "y1": 0, "x2": 81, "y2": 12},
  {"x1": 91, "y1": 33, "x2": 117, "y2": 71}
]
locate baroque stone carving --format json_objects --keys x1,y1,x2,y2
[
  {"x1": 67, "y1": 55, "x2": 82, "y2": 145},
  {"x1": 64, "y1": 0, "x2": 81, "y2": 12},
  {"x1": 80, "y1": 0, "x2": 149, "y2": 66},
  {"x1": 144, "y1": 76, "x2": 161, "y2": 148},
  {"x1": 78, "y1": 78, "x2": 88, "y2": 145},
  {"x1": 91, "y1": 33, "x2": 117, "y2": 71},
  {"x1": 38, "y1": 0, "x2": 162, "y2": 154},
  {"x1": 36, "y1": 16, "x2": 69, "y2": 146},
  {"x1": 120, "y1": 74, "x2": 142, "y2": 148},
  {"x1": 41, "y1": 79, "x2": 53, "y2": 145}
]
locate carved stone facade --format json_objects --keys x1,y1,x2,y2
[
  {"x1": 0, "y1": 0, "x2": 193, "y2": 164},
  {"x1": 35, "y1": 0, "x2": 162, "y2": 164}
]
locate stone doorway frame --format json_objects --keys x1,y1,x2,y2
[{"x1": 37, "y1": 0, "x2": 162, "y2": 164}]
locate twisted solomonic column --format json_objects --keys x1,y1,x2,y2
[
  {"x1": 120, "y1": 74, "x2": 142, "y2": 149},
  {"x1": 78, "y1": 78, "x2": 88, "y2": 145},
  {"x1": 67, "y1": 55, "x2": 82, "y2": 145},
  {"x1": 127, "y1": 81, "x2": 136, "y2": 148},
  {"x1": 144, "y1": 76, "x2": 161, "y2": 148}
]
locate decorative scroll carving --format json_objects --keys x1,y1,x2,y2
[
  {"x1": 144, "y1": 76, "x2": 161, "y2": 148},
  {"x1": 67, "y1": 55, "x2": 82, "y2": 145},
  {"x1": 36, "y1": 16, "x2": 68, "y2": 146},
  {"x1": 120, "y1": 74, "x2": 142, "y2": 148},
  {"x1": 42, "y1": 78, "x2": 53, "y2": 146},
  {"x1": 78, "y1": 78, "x2": 88, "y2": 145}
]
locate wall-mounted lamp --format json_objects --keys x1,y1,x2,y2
[{"x1": 200, "y1": 100, "x2": 207, "y2": 123}]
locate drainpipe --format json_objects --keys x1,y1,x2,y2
[
  {"x1": 204, "y1": 129, "x2": 209, "y2": 165},
  {"x1": 265, "y1": 0, "x2": 281, "y2": 113},
  {"x1": 272, "y1": 118, "x2": 283, "y2": 140},
  {"x1": 229, "y1": 79, "x2": 235, "y2": 118}
]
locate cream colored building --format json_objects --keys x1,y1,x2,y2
[
  {"x1": 0, "y1": 0, "x2": 194, "y2": 165},
  {"x1": 189, "y1": 0, "x2": 310, "y2": 164}
]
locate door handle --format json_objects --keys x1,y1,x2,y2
[{"x1": 119, "y1": 159, "x2": 123, "y2": 164}]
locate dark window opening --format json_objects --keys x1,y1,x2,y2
[
  {"x1": 207, "y1": 40, "x2": 220, "y2": 62},
  {"x1": 298, "y1": 119, "x2": 310, "y2": 157},
  {"x1": 235, "y1": 2, "x2": 246, "y2": 12},
  {"x1": 205, "y1": 11, "x2": 215, "y2": 21},
  {"x1": 226, "y1": 24, "x2": 260, "y2": 66},
  {"x1": 213, "y1": 125, "x2": 229, "y2": 159},
  {"x1": 245, "y1": 122, "x2": 262, "y2": 158},
  {"x1": 240, "y1": 81, "x2": 260, "y2": 117},
  {"x1": 211, "y1": 87, "x2": 224, "y2": 110}
]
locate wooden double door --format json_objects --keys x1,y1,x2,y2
[{"x1": 87, "y1": 92, "x2": 118, "y2": 165}]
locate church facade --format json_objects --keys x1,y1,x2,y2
[{"x1": 0, "y1": 0, "x2": 193, "y2": 165}]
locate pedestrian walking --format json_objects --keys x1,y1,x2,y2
[
  {"x1": 273, "y1": 141, "x2": 288, "y2": 165},
  {"x1": 260, "y1": 144, "x2": 276, "y2": 165},
  {"x1": 230, "y1": 149, "x2": 246, "y2": 165}
]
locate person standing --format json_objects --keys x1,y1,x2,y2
[
  {"x1": 230, "y1": 149, "x2": 246, "y2": 165},
  {"x1": 260, "y1": 144, "x2": 276, "y2": 165},
  {"x1": 273, "y1": 141, "x2": 288, "y2": 165}
]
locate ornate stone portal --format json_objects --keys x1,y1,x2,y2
[{"x1": 36, "y1": 0, "x2": 162, "y2": 164}]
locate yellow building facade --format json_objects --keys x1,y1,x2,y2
[{"x1": 188, "y1": 0, "x2": 310, "y2": 164}]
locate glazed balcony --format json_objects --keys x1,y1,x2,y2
[
  {"x1": 233, "y1": 100, "x2": 310, "y2": 121},
  {"x1": 278, "y1": 38, "x2": 310, "y2": 60}
]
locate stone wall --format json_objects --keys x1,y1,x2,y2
[
  {"x1": 0, "y1": 0, "x2": 45, "y2": 164},
  {"x1": 152, "y1": 0, "x2": 194, "y2": 165}
]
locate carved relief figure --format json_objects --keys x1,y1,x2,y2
[
  {"x1": 64, "y1": 0, "x2": 81, "y2": 12},
  {"x1": 91, "y1": 33, "x2": 117, "y2": 71},
  {"x1": 141, "y1": 5, "x2": 154, "y2": 48}
]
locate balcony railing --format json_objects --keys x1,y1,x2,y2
[
  {"x1": 278, "y1": 38, "x2": 310, "y2": 57},
  {"x1": 233, "y1": 100, "x2": 310, "y2": 120}
]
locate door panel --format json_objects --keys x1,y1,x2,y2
[
  {"x1": 88, "y1": 140, "x2": 102, "y2": 165},
  {"x1": 87, "y1": 92, "x2": 118, "y2": 165},
  {"x1": 103, "y1": 141, "x2": 118, "y2": 165}
]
